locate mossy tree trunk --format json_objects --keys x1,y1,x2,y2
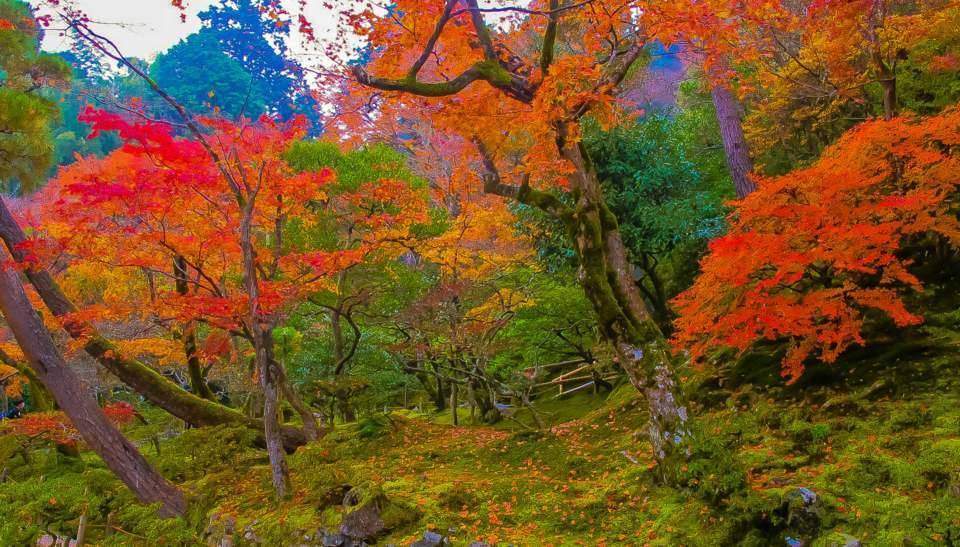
[
  {"x1": 478, "y1": 132, "x2": 693, "y2": 471},
  {"x1": 0, "y1": 347, "x2": 54, "y2": 411},
  {"x1": 560, "y1": 136, "x2": 692, "y2": 469},
  {"x1": 0, "y1": 251, "x2": 186, "y2": 517}
]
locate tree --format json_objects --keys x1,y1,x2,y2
[
  {"x1": 584, "y1": 114, "x2": 727, "y2": 328},
  {"x1": 0, "y1": 0, "x2": 185, "y2": 516},
  {"x1": 0, "y1": 0, "x2": 70, "y2": 190},
  {"x1": 285, "y1": 141, "x2": 431, "y2": 422},
  {"x1": 743, "y1": 0, "x2": 960, "y2": 174},
  {"x1": 673, "y1": 105, "x2": 960, "y2": 382},
  {"x1": 640, "y1": 1, "x2": 795, "y2": 198},
  {"x1": 38, "y1": 110, "x2": 335, "y2": 497},
  {"x1": 333, "y1": 0, "x2": 696, "y2": 468},
  {"x1": 39, "y1": 106, "x2": 430, "y2": 498},
  {"x1": 198, "y1": 0, "x2": 318, "y2": 124},
  {"x1": 151, "y1": 31, "x2": 268, "y2": 120}
]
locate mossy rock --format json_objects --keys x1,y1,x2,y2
[
  {"x1": 819, "y1": 393, "x2": 866, "y2": 417},
  {"x1": 339, "y1": 483, "x2": 418, "y2": 541},
  {"x1": 813, "y1": 531, "x2": 862, "y2": 546}
]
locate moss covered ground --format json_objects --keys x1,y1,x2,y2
[{"x1": 1, "y1": 317, "x2": 959, "y2": 545}]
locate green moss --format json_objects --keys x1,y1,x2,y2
[{"x1": 2, "y1": 321, "x2": 960, "y2": 545}]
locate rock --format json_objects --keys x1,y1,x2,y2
[
  {"x1": 864, "y1": 377, "x2": 895, "y2": 400},
  {"x1": 820, "y1": 395, "x2": 864, "y2": 417},
  {"x1": 338, "y1": 484, "x2": 418, "y2": 541},
  {"x1": 242, "y1": 524, "x2": 262, "y2": 544},
  {"x1": 411, "y1": 530, "x2": 448, "y2": 547},
  {"x1": 319, "y1": 531, "x2": 347, "y2": 546},
  {"x1": 203, "y1": 513, "x2": 236, "y2": 546},
  {"x1": 782, "y1": 487, "x2": 823, "y2": 537}
]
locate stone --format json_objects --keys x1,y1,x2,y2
[
  {"x1": 338, "y1": 484, "x2": 418, "y2": 542},
  {"x1": 320, "y1": 531, "x2": 347, "y2": 546},
  {"x1": 410, "y1": 530, "x2": 448, "y2": 547},
  {"x1": 782, "y1": 487, "x2": 823, "y2": 537}
]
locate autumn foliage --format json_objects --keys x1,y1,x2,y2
[
  {"x1": 2, "y1": 402, "x2": 137, "y2": 446},
  {"x1": 672, "y1": 106, "x2": 960, "y2": 382},
  {"x1": 31, "y1": 109, "x2": 426, "y2": 351}
]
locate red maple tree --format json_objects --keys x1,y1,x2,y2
[{"x1": 673, "y1": 106, "x2": 960, "y2": 382}]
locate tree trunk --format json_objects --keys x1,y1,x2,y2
[
  {"x1": 331, "y1": 307, "x2": 345, "y2": 363},
  {"x1": 637, "y1": 253, "x2": 670, "y2": 331},
  {"x1": 174, "y1": 256, "x2": 215, "y2": 401},
  {"x1": 467, "y1": 382, "x2": 477, "y2": 423},
  {"x1": 240, "y1": 199, "x2": 290, "y2": 499},
  {"x1": 0, "y1": 256, "x2": 186, "y2": 516},
  {"x1": 559, "y1": 136, "x2": 692, "y2": 473},
  {"x1": 434, "y1": 372, "x2": 447, "y2": 412},
  {"x1": 711, "y1": 85, "x2": 756, "y2": 198},
  {"x1": 277, "y1": 367, "x2": 320, "y2": 441},
  {"x1": 338, "y1": 396, "x2": 356, "y2": 423},
  {"x1": 880, "y1": 79, "x2": 897, "y2": 120},
  {"x1": 257, "y1": 331, "x2": 290, "y2": 498},
  {"x1": 0, "y1": 198, "x2": 307, "y2": 450},
  {"x1": 450, "y1": 382, "x2": 458, "y2": 426}
]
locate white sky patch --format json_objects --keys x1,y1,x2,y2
[
  {"x1": 32, "y1": 0, "x2": 529, "y2": 63},
  {"x1": 32, "y1": 0, "x2": 216, "y2": 60},
  {"x1": 30, "y1": 0, "x2": 347, "y2": 62}
]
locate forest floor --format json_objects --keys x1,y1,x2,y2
[{"x1": 2, "y1": 312, "x2": 960, "y2": 545}]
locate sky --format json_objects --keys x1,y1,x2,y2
[
  {"x1": 33, "y1": 0, "x2": 217, "y2": 59},
  {"x1": 31, "y1": 0, "x2": 344, "y2": 61}
]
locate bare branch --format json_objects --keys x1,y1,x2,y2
[
  {"x1": 463, "y1": 0, "x2": 498, "y2": 61},
  {"x1": 408, "y1": 0, "x2": 460, "y2": 78},
  {"x1": 472, "y1": 137, "x2": 571, "y2": 219}
]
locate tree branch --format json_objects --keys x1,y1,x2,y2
[
  {"x1": 64, "y1": 17, "x2": 247, "y2": 206},
  {"x1": 463, "y1": 0, "x2": 498, "y2": 61},
  {"x1": 408, "y1": 0, "x2": 460, "y2": 78},
  {"x1": 353, "y1": 60, "x2": 533, "y2": 103},
  {"x1": 541, "y1": 0, "x2": 560, "y2": 74},
  {"x1": 473, "y1": 138, "x2": 571, "y2": 219}
]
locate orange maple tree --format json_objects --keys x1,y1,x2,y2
[
  {"x1": 323, "y1": 0, "x2": 705, "y2": 468},
  {"x1": 672, "y1": 105, "x2": 960, "y2": 382}
]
